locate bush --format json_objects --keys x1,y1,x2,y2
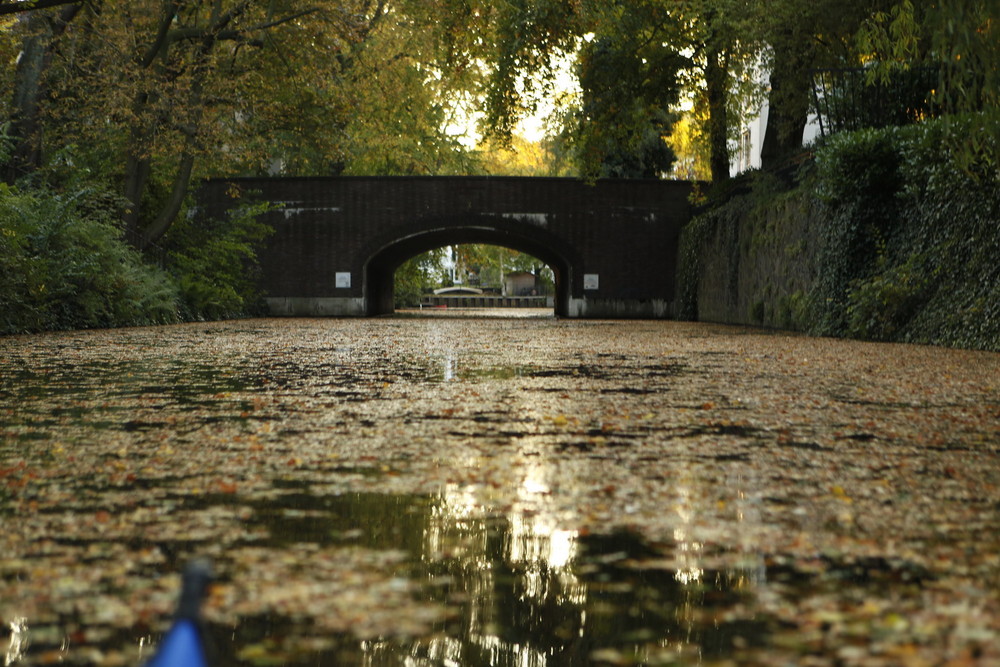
[
  {"x1": 807, "y1": 128, "x2": 905, "y2": 336},
  {"x1": 845, "y1": 252, "x2": 935, "y2": 340},
  {"x1": 0, "y1": 184, "x2": 179, "y2": 334},
  {"x1": 393, "y1": 250, "x2": 447, "y2": 308},
  {"x1": 810, "y1": 113, "x2": 1000, "y2": 349},
  {"x1": 675, "y1": 212, "x2": 710, "y2": 321},
  {"x1": 163, "y1": 201, "x2": 274, "y2": 320}
]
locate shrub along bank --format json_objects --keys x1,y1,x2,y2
[
  {"x1": 678, "y1": 113, "x2": 1000, "y2": 351},
  {"x1": 0, "y1": 183, "x2": 272, "y2": 335}
]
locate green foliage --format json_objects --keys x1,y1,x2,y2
[
  {"x1": 845, "y1": 252, "x2": 934, "y2": 340},
  {"x1": 676, "y1": 194, "x2": 742, "y2": 321},
  {"x1": 478, "y1": 0, "x2": 583, "y2": 142},
  {"x1": 811, "y1": 114, "x2": 1000, "y2": 348},
  {"x1": 163, "y1": 202, "x2": 274, "y2": 321},
  {"x1": 566, "y1": 23, "x2": 683, "y2": 179},
  {"x1": 394, "y1": 250, "x2": 446, "y2": 307},
  {"x1": 854, "y1": 0, "x2": 1000, "y2": 172},
  {"x1": 855, "y1": 0, "x2": 923, "y2": 69},
  {"x1": 676, "y1": 214, "x2": 707, "y2": 322},
  {"x1": 454, "y1": 244, "x2": 552, "y2": 291},
  {"x1": 777, "y1": 290, "x2": 808, "y2": 330},
  {"x1": 679, "y1": 112, "x2": 1000, "y2": 350},
  {"x1": 805, "y1": 118, "x2": 996, "y2": 347},
  {"x1": 0, "y1": 121, "x2": 11, "y2": 166},
  {"x1": 807, "y1": 127, "x2": 903, "y2": 335},
  {"x1": 0, "y1": 183, "x2": 179, "y2": 334}
]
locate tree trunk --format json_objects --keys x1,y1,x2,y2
[
  {"x1": 759, "y1": 59, "x2": 810, "y2": 172},
  {"x1": 122, "y1": 2, "x2": 179, "y2": 248},
  {"x1": 122, "y1": 1, "x2": 311, "y2": 249},
  {"x1": 122, "y1": 148, "x2": 152, "y2": 247},
  {"x1": 705, "y1": 45, "x2": 730, "y2": 183},
  {"x1": 140, "y1": 152, "x2": 195, "y2": 249},
  {"x1": 3, "y1": 5, "x2": 80, "y2": 183}
]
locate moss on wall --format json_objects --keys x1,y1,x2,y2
[{"x1": 677, "y1": 171, "x2": 821, "y2": 330}]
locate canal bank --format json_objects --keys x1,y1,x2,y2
[{"x1": 678, "y1": 118, "x2": 1000, "y2": 352}]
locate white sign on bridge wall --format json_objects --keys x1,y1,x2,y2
[
  {"x1": 335, "y1": 272, "x2": 351, "y2": 288},
  {"x1": 584, "y1": 274, "x2": 599, "y2": 290}
]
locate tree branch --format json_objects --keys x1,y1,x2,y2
[
  {"x1": 242, "y1": 7, "x2": 319, "y2": 33},
  {"x1": 140, "y1": 0, "x2": 181, "y2": 68},
  {"x1": 166, "y1": 8, "x2": 319, "y2": 46},
  {"x1": 210, "y1": 0, "x2": 252, "y2": 34},
  {"x1": 0, "y1": 0, "x2": 82, "y2": 15}
]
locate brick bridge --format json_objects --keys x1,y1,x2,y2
[{"x1": 196, "y1": 176, "x2": 696, "y2": 318}]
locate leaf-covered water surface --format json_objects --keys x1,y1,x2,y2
[{"x1": 1, "y1": 316, "x2": 998, "y2": 666}]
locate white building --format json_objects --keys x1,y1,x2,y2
[{"x1": 731, "y1": 74, "x2": 823, "y2": 176}]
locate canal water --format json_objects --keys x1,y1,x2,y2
[{"x1": 1, "y1": 315, "x2": 998, "y2": 666}]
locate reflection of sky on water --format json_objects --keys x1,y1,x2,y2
[
  {"x1": 370, "y1": 447, "x2": 768, "y2": 666},
  {"x1": 5, "y1": 618, "x2": 28, "y2": 666},
  {"x1": 441, "y1": 350, "x2": 458, "y2": 383},
  {"x1": 418, "y1": 462, "x2": 588, "y2": 666}
]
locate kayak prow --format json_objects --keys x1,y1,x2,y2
[{"x1": 143, "y1": 559, "x2": 213, "y2": 667}]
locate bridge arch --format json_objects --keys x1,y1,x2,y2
[{"x1": 361, "y1": 214, "x2": 582, "y2": 316}]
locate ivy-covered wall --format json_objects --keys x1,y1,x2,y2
[{"x1": 678, "y1": 113, "x2": 1000, "y2": 351}]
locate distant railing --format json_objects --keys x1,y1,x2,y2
[
  {"x1": 811, "y1": 67, "x2": 939, "y2": 137},
  {"x1": 420, "y1": 295, "x2": 552, "y2": 309}
]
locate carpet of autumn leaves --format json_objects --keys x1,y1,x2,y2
[{"x1": 1, "y1": 315, "x2": 998, "y2": 666}]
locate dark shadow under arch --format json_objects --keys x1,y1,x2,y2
[{"x1": 362, "y1": 215, "x2": 581, "y2": 317}]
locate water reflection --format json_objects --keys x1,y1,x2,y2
[
  {"x1": 237, "y1": 486, "x2": 765, "y2": 666},
  {"x1": 4, "y1": 617, "x2": 28, "y2": 666},
  {"x1": 0, "y1": 340, "x2": 767, "y2": 666}
]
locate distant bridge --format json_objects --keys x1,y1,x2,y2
[{"x1": 196, "y1": 176, "x2": 696, "y2": 318}]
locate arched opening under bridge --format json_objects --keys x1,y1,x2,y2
[{"x1": 363, "y1": 220, "x2": 575, "y2": 316}]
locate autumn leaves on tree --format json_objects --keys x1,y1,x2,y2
[
  {"x1": 2, "y1": 0, "x2": 479, "y2": 249},
  {"x1": 2, "y1": 0, "x2": 997, "y2": 248}
]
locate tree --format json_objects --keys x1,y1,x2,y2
[
  {"x1": 334, "y1": 0, "x2": 484, "y2": 176},
  {"x1": 477, "y1": 133, "x2": 572, "y2": 176},
  {"x1": 229, "y1": 0, "x2": 482, "y2": 178},
  {"x1": 562, "y1": 2, "x2": 687, "y2": 179},
  {"x1": 452, "y1": 244, "x2": 549, "y2": 293},
  {"x1": 1, "y1": 2, "x2": 81, "y2": 182},
  {"x1": 5, "y1": 1, "x2": 338, "y2": 246},
  {"x1": 3, "y1": 0, "x2": 492, "y2": 247},
  {"x1": 108, "y1": 1, "x2": 327, "y2": 249},
  {"x1": 856, "y1": 0, "x2": 999, "y2": 168},
  {"x1": 694, "y1": 2, "x2": 745, "y2": 183},
  {"x1": 0, "y1": 1, "x2": 84, "y2": 14},
  {"x1": 453, "y1": 0, "x2": 681, "y2": 179},
  {"x1": 753, "y1": 0, "x2": 875, "y2": 170},
  {"x1": 460, "y1": 0, "x2": 761, "y2": 182},
  {"x1": 394, "y1": 248, "x2": 446, "y2": 306}
]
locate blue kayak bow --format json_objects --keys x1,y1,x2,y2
[{"x1": 144, "y1": 559, "x2": 213, "y2": 667}]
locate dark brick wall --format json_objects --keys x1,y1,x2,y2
[{"x1": 196, "y1": 176, "x2": 694, "y2": 316}]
